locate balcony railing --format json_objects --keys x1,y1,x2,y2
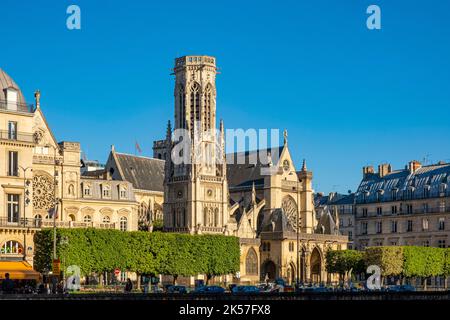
[
  {"x1": 0, "y1": 100, "x2": 35, "y2": 113},
  {"x1": 40, "y1": 221, "x2": 116, "y2": 229},
  {"x1": 0, "y1": 217, "x2": 42, "y2": 228},
  {"x1": 0, "y1": 130, "x2": 34, "y2": 143}
]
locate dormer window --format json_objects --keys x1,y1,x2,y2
[
  {"x1": 439, "y1": 183, "x2": 447, "y2": 195},
  {"x1": 424, "y1": 185, "x2": 430, "y2": 198},
  {"x1": 102, "y1": 184, "x2": 111, "y2": 198},
  {"x1": 83, "y1": 184, "x2": 91, "y2": 197},
  {"x1": 391, "y1": 188, "x2": 398, "y2": 201},
  {"x1": 119, "y1": 185, "x2": 127, "y2": 199},
  {"x1": 5, "y1": 87, "x2": 18, "y2": 111}
]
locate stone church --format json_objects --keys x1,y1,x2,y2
[
  {"x1": 157, "y1": 55, "x2": 348, "y2": 284},
  {"x1": 0, "y1": 57, "x2": 347, "y2": 285}
]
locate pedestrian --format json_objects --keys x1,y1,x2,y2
[
  {"x1": 124, "y1": 278, "x2": 133, "y2": 293},
  {"x1": 1, "y1": 273, "x2": 15, "y2": 294}
]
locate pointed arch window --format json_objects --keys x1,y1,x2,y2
[
  {"x1": 245, "y1": 248, "x2": 258, "y2": 275},
  {"x1": 190, "y1": 82, "x2": 200, "y2": 133},
  {"x1": 214, "y1": 208, "x2": 219, "y2": 227},
  {"x1": 179, "y1": 85, "x2": 185, "y2": 128},
  {"x1": 204, "y1": 84, "x2": 213, "y2": 130}
]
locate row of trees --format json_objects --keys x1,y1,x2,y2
[
  {"x1": 34, "y1": 229, "x2": 240, "y2": 284},
  {"x1": 326, "y1": 246, "x2": 450, "y2": 288}
]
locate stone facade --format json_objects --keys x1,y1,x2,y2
[
  {"x1": 0, "y1": 69, "x2": 162, "y2": 266},
  {"x1": 161, "y1": 55, "x2": 349, "y2": 284},
  {"x1": 354, "y1": 161, "x2": 450, "y2": 249}
]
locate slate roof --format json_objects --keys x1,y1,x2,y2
[
  {"x1": 261, "y1": 208, "x2": 294, "y2": 233},
  {"x1": 329, "y1": 193, "x2": 355, "y2": 206},
  {"x1": 226, "y1": 146, "x2": 284, "y2": 189},
  {"x1": 114, "y1": 153, "x2": 165, "y2": 192},
  {"x1": 355, "y1": 162, "x2": 450, "y2": 203}
]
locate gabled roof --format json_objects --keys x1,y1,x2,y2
[
  {"x1": 114, "y1": 152, "x2": 165, "y2": 192},
  {"x1": 226, "y1": 146, "x2": 284, "y2": 189}
]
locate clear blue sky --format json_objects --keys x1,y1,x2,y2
[{"x1": 2, "y1": 0, "x2": 450, "y2": 194}]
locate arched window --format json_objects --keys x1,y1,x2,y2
[
  {"x1": 245, "y1": 248, "x2": 258, "y2": 275},
  {"x1": 69, "y1": 214, "x2": 76, "y2": 222},
  {"x1": 138, "y1": 203, "x2": 149, "y2": 227},
  {"x1": 103, "y1": 216, "x2": 110, "y2": 223},
  {"x1": 120, "y1": 217, "x2": 128, "y2": 231},
  {"x1": 179, "y1": 85, "x2": 185, "y2": 128},
  {"x1": 214, "y1": 208, "x2": 219, "y2": 227},
  {"x1": 1, "y1": 241, "x2": 23, "y2": 255},
  {"x1": 190, "y1": 82, "x2": 200, "y2": 133},
  {"x1": 83, "y1": 215, "x2": 92, "y2": 223},
  {"x1": 204, "y1": 207, "x2": 209, "y2": 226},
  {"x1": 203, "y1": 84, "x2": 213, "y2": 130},
  {"x1": 34, "y1": 214, "x2": 42, "y2": 220}
]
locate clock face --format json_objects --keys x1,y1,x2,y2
[
  {"x1": 282, "y1": 196, "x2": 299, "y2": 231},
  {"x1": 283, "y1": 160, "x2": 290, "y2": 171}
]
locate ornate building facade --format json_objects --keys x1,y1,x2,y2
[
  {"x1": 0, "y1": 68, "x2": 164, "y2": 267},
  {"x1": 354, "y1": 161, "x2": 450, "y2": 249},
  {"x1": 160, "y1": 56, "x2": 349, "y2": 284}
]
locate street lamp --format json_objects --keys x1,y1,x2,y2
[
  {"x1": 19, "y1": 166, "x2": 32, "y2": 222},
  {"x1": 45, "y1": 144, "x2": 60, "y2": 261},
  {"x1": 19, "y1": 166, "x2": 32, "y2": 262}
]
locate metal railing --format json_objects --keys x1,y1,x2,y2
[
  {"x1": 0, "y1": 217, "x2": 42, "y2": 228},
  {"x1": 0, "y1": 130, "x2": 34, "y2": 143},
  {"x1": 0, "y1": 100, "x2": 34, "y2": 113},
  {"x1": 40, "y1": 220, "x2": 116, "y2": 229}
]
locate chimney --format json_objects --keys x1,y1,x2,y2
[
  {"x1": 378, "y1": 163, "x2": 392, "y2": 178},
  {"x1": 408, "y1": 160, "x2": 422, "y2": 173},
  {"x1": 363, "y1": 166, "x2": 374, "y2": 178},
  {"x1": 329, "y1": 192, "x2": 336, "y2": 202}
]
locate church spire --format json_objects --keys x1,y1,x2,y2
[
  {"x1": 165, "y1": 120, "x2": 172, "y2": 141},
  {"x1": 301, "y1": 158, "x2": 307, "y2": 172}
]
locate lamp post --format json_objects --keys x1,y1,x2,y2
[
  {"x1": 19, "y1": 166, "x2": 32, "y2": 223},
  {"x1": 19, "y1": 166, "x2": 32, "y2": 262}
]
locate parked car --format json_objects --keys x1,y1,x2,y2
[
  {"x1": 193, "y1": 285, "x2": 225, "y2": 294},
  {"x1": 232, "y1": 285, "x2": 260, "y2": 294},
  {"x1": 387, "y1": 285, "x2": 416, "y2": 292},
  {"x1": 166, "y1": 285, "x2": 187, "y2": 294}
]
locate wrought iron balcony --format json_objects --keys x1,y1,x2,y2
[
  {"x1": 40, "y1": 220, "x2": 116, "y2": 229},
  {"x1": 0, "y1": 100, "x2": 35, "y2": 113},
  {"x1": 0, "y1": 130, "x2": 34, "y2": 143},
  {"x1": 0, "y1": 217, "x2": 42, "y2": 228}
]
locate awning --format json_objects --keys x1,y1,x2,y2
[{"x1": 0, "y1": 261, "x2": 41, "y2": 281}]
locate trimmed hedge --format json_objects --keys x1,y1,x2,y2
[
  {"x1": 326, "y1": 250, "x2": 365, "y2": 275},
  {"x1": 364, "y1": 247, "x2": 404, "y2": 276},
  {"x1": 326, "y1": 246, "x2": 450, "y2": 279},
  {"x1": 34, "y1": 229, "x2": 240, "y2": 277}
]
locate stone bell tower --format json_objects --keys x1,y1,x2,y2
[{"x1": 163, "y1": 55, "x2": 230, "y2": 235}]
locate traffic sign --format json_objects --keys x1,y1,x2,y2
[
  {"x1": 52, "y1": 259, "x2": 61, "y2": 275},
  {"x1": 114, "y1": 268, "x2": 120, "y2": 277}
]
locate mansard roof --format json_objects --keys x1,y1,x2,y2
[
  {"x1": 226, "y1": 146, "x2": 284, "y2": 189},
  {"x1": 355, "y1": 162, "x2": 450, "y2": 204},
  {"x1": 113, "y1": 152, "x2": 165, "y2": 192}
]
